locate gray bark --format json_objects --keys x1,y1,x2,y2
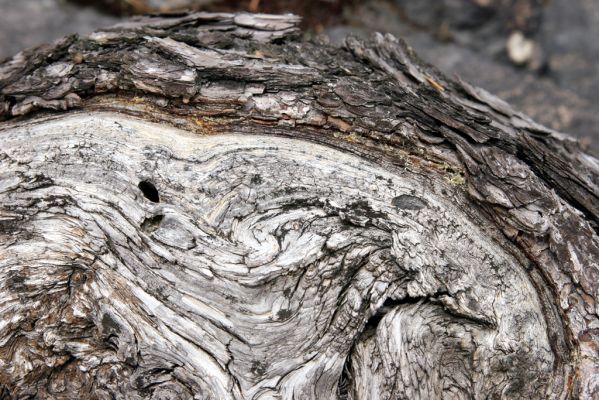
[{"x1": 0, "y1": 12, "x2": 598, "y2": 400}]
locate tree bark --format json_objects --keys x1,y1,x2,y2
[{"x1": 0, "y1": 12, "x2": 598, "y2": 400}]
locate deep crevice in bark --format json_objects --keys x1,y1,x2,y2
[{"x1": 362, "y1": 297, "x2": 423, "y2": 339}]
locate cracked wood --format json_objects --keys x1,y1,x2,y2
[{"x1": 0, "y1": 11, "x2": 598, "y2": 400}]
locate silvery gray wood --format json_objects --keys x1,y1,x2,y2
[{"x1": 0, "y1": 12, "x2": 597, "y2": 400}]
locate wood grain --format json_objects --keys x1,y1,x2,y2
[{"x1": 0, "y1": 12, "x2": 597, "y2": 399}]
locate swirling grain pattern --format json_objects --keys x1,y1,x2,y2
[{"x1": 0, "y1": 114, "x2": 555, "y2": 399}]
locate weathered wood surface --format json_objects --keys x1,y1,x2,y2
[{"x1": 0, "y1": 12, "x2": 598, "y2": 399}]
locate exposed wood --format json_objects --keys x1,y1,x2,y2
[{"x1": 0, "y1": 12, "x2": 598, "y2": 399}]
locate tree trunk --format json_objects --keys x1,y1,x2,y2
[{"x1": 0, "y1": 12, "x2": 598, "y2": 400}]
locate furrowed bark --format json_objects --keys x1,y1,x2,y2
[{"x1": 0, "y1": 12, "x2": 598, "y2": 400}]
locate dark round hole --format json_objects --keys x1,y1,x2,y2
[{"x1": 138, "y1": 180, "x2": 160, "y2": 203}]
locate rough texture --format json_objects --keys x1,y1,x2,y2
[
  {"x1": 3, "y1": 0, "x2": 599, "y2": 147},
  {"x1": 330, "y1": 0, "x2": 599, "y2": 148},
  {"x1": 0, "y1": 12, "x2": 598, "y2": 399}
]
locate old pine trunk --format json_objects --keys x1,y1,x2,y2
[{"x1": 0, "y1": 12, "x2": 598, "y2": 400}]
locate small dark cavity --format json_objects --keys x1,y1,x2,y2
[
  {"x1": 7, "y1": 271, "x2": 26, "y2": 290},
  {"x1": 141, "y1": 214, "x2": 164, "y2": 233},
  {"x1": 277, "y1": 309, "x2": 292, "y2": 320},
  {"x1": 392, "y1": 194, "x2": 427, "y2": 210},
  {"x1": 69, "y1": 268, "x2": 88, "y2": 287},
  {"x1": 101, "y1": 313, "x2": 121, "y2": 336},
  {"x1": 101, "y1": 313, "x2": 121, "y2": 352},
  {"x1": 347, "y1": 199, "x2": 387, "y2": 219},
  {"x1": 250, "y1": 361, "x2": 267, "y2": 376},
  {"x1": 251, "y1": 174, "x2": 263, "y2": 185},
  {"x1": 138, "y1": 180, "x2": 160, "y2": 203}
]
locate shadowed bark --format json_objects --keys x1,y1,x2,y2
[{"x1": 0, "y1": 12, "x2": 598, "y2": 400}]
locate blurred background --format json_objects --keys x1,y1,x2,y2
[{"x1": 1, "y1": 0, "x2": 598, "y2": 148}]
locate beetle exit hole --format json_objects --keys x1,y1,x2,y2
[{"x1": 138, "y1": 180, "x2": 159, "y2": 203}]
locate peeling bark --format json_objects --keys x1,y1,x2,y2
[{"x1": 0, "y1": 12, "x2": 598, "y2": 400}]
